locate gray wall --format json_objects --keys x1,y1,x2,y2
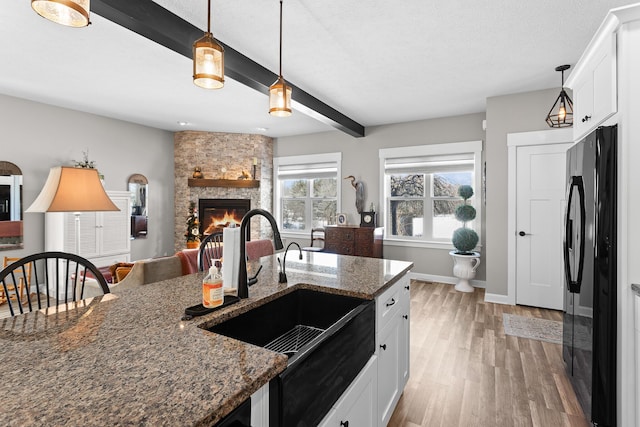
[
  {"x1": 485, "y1": 88, "x2": 564, "y2": 296},
  {"x1": 0, "y1": 94, "x2": 175, "y2": 262},
  {"x1": 276, "y1": 112, "x2": 487, "y2": 279}
]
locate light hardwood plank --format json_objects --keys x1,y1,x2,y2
[{"x1": 389, "y1": 281, "x2": 589, "y2": 427}]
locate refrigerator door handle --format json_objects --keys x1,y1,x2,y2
[{"x1": 564, "y1": 176, "x2": 586, "y2": 293}]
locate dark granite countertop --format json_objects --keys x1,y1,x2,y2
[{"x1": 0, "y1": 252, "x2": 412, "y2": 426}]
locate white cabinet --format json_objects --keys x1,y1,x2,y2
[
  {"x1": 376, "y1": 275, "x2": 410, "y2": 427},
  {"x1": 567, "y1": 31, "x2": 617, "y2": 141},
  {"x1": 250, "y1": 382, "x2": 269, "y2": 427},
  {"x1": 319, "y1": 356, "x2": 378, "y2": 427},
  {"x1": 45, "y1": 190, "x2": 131, "y2": 268},
  {"x1": 317, "y1": 272, "x2": 411, "y2": 427}
]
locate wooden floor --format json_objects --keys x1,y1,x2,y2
[{"x1": 389, "y1": 281, "x2": 589, "y2": 427}]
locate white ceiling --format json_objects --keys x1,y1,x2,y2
[{"x1": 0, "y1": 0, "x2": 636, "y2": 138}]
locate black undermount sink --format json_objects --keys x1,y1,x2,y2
[{"x1": 206, "y1": 288, "x2": 375, "y2": 427}]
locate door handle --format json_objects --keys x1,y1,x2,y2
[
  {"x1": 386, "y1": 298, "x2": 396, "y2": 307},
  {"x1": 564, "y1": 176, "x2": 586, "y2": 293},
  {"x1": 518, "y1": 231, "x2": 530, "y2": 236}
]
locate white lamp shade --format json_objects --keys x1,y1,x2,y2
[{"x1": 26, "y1": 166, "x2": 119, "y2": 213}]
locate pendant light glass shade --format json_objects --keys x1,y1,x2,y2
[
  {"x1": 269, "y1": 76, "x2": 292, "y2": 117},
  {"x1": 269, "y1": 0, "x2": 292, "y2": 117},
  {"x1": 193, "y1": 0, "x2": 224, "y2": 90},
  {"x1": 31, "y1": 0, "x2": 90, "y2": 28},
  {"x1": 546, "y1": 65, "x2": 574, "y2": 128}
]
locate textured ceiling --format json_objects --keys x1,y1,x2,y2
[{"x1": 0, "y1": 0, "x2": 635, "y2": 137}]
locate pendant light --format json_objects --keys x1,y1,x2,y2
[
  {"x1": 546, "y1": 65, "x2": 574, "y2": 128},
  {"x1": 31, "y1": 0, "x2": 90, "y2": 28},
  {"x1": 269, "y1": 0, "x2": 292, "y2": 117},
  {"x1": 193, "y1": 0, "x2": 224, "y2": 90}
]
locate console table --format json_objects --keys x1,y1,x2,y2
[{"x1": 323, "y1": 226, "x2": 383, "y2": 258}]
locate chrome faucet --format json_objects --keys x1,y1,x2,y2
[
  {"x1": 238, "y1": 209, "x2": 284, "y2": 298},
  {"x1": 279, "y1": 242, "x2": 303, "y2": 283}
]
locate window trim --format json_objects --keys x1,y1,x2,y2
[
  {"x1": 379, "y1": 141, "x2": 482, "y2": 246},
  {"x1": 274, "y1": 152, "x2": 342, "y2": 236}
]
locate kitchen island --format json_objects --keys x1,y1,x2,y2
[{"x1": 0, "y1": 252, "x2": 412, "y2": 426}]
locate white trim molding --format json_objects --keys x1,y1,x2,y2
[
  {"x1": 506, "y1": 128, "x2": 573, "y2": 306},
  {"x1": 409, "y1": 271, "x2": 486, "y2": 289}
]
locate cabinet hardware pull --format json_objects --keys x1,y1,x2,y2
[
  {"x1": 403, "y1": 315, "x2": 408, "y2": 319},
  {"x1": 386, "y1": 298, "x2": 396, "y2": 307},
  {"x1": 404, "y1": 285, "x2": 410, "y2": 290},
  {"x1": 340, "y1": 421, "x2": 349, "y2": 427},
  {"x1": 380, "y1": 344, "x2": 387, "y2": 350},
  {"x1": 581, "y1": 115, "x2": 591, "y2": 122}
]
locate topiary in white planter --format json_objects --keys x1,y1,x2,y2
[{"x1": 451, "y1": 185, "x2": 480, "y2": 292}]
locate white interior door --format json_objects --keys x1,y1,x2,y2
[{"x1": 515, "y1": 143, "x2": 571, "y2": 310}]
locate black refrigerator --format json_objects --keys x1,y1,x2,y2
[{"x1": 563, "y1": 125, "x2": 616, "y2": 427}]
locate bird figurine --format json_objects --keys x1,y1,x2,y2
[{"x1": 344, "y1": 175, "x2": 365, "y2": 214}]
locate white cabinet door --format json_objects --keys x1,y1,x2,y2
[
  {"x1": 377, "y1": 316, "x2": 401, "y2": 427},
  {"x1": 571, "y1": 33, "x2": 617, "y2": 141},
  {"x1": 334, "y1": 356, "x2": 377, "y2": 427},
  {"x1": 399, "y1": 302, "x2": 410, "y2": 388},
  {"x1": 100, "y1": 195, "x2": 131, "y2": 255},
  {"x1": 250, "y1": 382, "x2": 269, "y2": 427}
]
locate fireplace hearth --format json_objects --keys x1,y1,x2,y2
[{"x1": 198, "y1": 199, "x2": 251, "y2": 236}]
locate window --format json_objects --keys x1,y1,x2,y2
[
  {"x1": 274, "y1": 153, "x2": 341, "y2": 234},
  {"x1": 380, "y1": 141, "x2": 482, "y2": 247}
]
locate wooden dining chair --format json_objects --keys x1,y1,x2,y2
[
  {"x1": 0, "y1": 251, "x2": 109, "y2": 317},
  {"x1": 302, "y1": 227, "x2": 325, "y2": 252},
  {"x1": 198, "y1": 232, "x2": 224, "y2": 271},
  {"x1": 0, "y1": 256, "x2": 30, "y2": 306}
]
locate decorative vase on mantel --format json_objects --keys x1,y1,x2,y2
[{"x1": 450, "y1": 185, "x2": 480, "y2": 293}]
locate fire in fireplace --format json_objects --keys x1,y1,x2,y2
[{"x1": 198, "y1": 199, "x2": 251, "y2": 236}]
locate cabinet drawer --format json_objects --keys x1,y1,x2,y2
[
  {"x1": 340, "y1": 230, "x2": 355, "y2": 242},
  {"x1": 376, "y1": 280, "x2": 402, "y2": 332},
  {"x1": 338, "y1": 243, "x2": 354, "y2": 255}
]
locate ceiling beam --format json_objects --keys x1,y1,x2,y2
[{"x1": 91, "y1": 0, "x2": 365, "y2": 137}]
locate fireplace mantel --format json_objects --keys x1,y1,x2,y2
[{"x1": 188, "y1": 179, "x2": 260, "y2": 188}]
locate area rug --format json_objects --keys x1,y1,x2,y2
[{"x1": 502, "y1": 314, "x2": 563, "y2": 344}]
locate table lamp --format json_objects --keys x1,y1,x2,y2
[{"x1": 26, "y1": 166, "x2": 119, "y2": 254}]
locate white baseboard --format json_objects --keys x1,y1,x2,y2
[
  {"x1": 409, "y1": 272, "x2": 486, "y2": 289},
  {"x1": 484, "y1": 292, "x2": 512, "y2": 305}
]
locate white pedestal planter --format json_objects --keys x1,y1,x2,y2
[{"x1": 449, "y1": 251, "x2": 481, "y2": 293}]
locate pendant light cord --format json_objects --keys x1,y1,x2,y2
[
  {"x1": 279, "y1": 0, "x2": 283, "y2": 77},
  {"x1": 207, "y1": 0, "x2": 211, "y2": 33}
]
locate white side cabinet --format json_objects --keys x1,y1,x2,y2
[
  {"x1": 567, "y1": 31, "x2": 617, "y2": 141},
  {"x1": 376, "y1": 275, "x2": 410, "y2": 427},
  {"x1": 45, "y1": 190, "x2": 131, "y2": 267}
]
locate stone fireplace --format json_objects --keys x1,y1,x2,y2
[{"x1": 174, "y1": 131, "x2": 273, "y2": 252}]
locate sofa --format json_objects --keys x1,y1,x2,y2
[
  {"x1": 112, "y1": 255, "x2": 184, "y2": 292},
  {"x1": 110, "y1": 240, "x2": 276, "y2": 292}
]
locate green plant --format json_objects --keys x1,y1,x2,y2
[
  {"x1": 73, "y1": 150, "x2": 96, "y2": 169},
  {"x1": 185, "y1": 201, "x2": 200, "y2": 243},
  {"x1": 452, "y1": 185, "x2": 478, "y2": 254}
]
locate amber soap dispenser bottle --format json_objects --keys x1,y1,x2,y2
[{"x1": 203, "y1": 265, "x2": 223, "y2": 308}]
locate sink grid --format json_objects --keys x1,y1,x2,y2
[{"x1": 264, "y1": 324, "x2": 325, "y2": 356}]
